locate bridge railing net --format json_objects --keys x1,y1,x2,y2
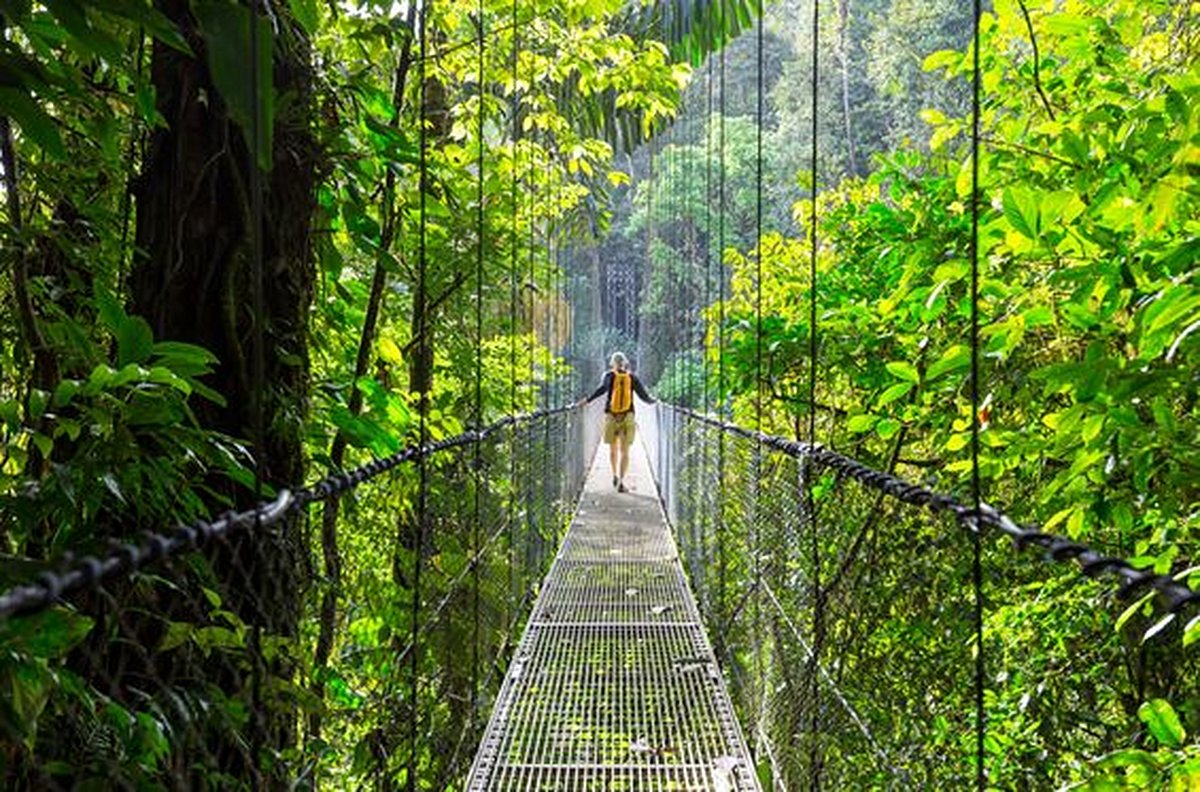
[
  {"x1": 0, "y1": 405, "x2": 600, "y2": 790},
  {"x1": 643, "y1": 404, "x2": 1198, "y2": 789}
]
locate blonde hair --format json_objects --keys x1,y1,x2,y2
[{"x1": 609, "y1": 351, "x2": 629, "y2": 371}]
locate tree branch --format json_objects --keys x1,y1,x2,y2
[
  {"x1": 981, "y1": 135, "x2": 1076, "y2": 169},
  {"x1": 1016, "y1": 0, "x2": 1057, "y2": 121},
  {"x1": 311, "y1": 0, "x2": 419, "y2": 742}
]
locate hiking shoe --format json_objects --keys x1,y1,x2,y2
[{"x1": 618, "y1": 481, "x2": 628, "y2": 493}]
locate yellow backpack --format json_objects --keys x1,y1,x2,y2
[{"x1": 610, "y1": 371, "x2": 633, "y2": 414}]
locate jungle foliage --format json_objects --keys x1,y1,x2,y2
[{"x1": 0, "y1": 0, "x2": 1196, "y2": 786}]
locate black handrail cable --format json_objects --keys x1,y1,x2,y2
[
  {"x1": 0, "y1": 406, "x2": 576, "y2": 621},
  {"x1": 666, "y1": 405, "x2": 1200, "y2": 619},
  {"x1": 6, "y1": 399, "x2": 1195, "y2": 623},
  {"x1": 970, "y1": 0, "x2": 986, "y2": 786}
]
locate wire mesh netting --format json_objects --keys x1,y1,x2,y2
[
  {"x1": 0, "y1": 406, "x2": 599, "y2": 789},
  {"x1": 643, "y1": 404, "x2": 1200, "y2": 790},
  {"x1": 468, "y1": 438, "x2": 759, "y2": 791}
]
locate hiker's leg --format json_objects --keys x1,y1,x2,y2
[{"x1": 618, "y1": 431, "x2": 631, "y2": 479}]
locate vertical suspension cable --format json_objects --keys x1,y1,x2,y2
[
  {"x1": 753, "y1": 4, "x2": 767, "y2": 755},
  {"x1": 701, "y1": 51, "x2": 714, "y2": 620},
  {"x1": 471, "y1": 0, "x2": 485, "y2": 736},
  {"x1": 716, "y1": 0, "x2": 728, "y2": 643},
  {"x1": 704, "y1": 53, "x2": 713, "y2": 417},
  {"x1": 970, "y1": 0, "x2": 986, "y2": 786},
  {"x1": 410, "y1": 0, "x2": 430, "y2": 785},
  {"x1": 755, "y1": 0, "x2": 765, "y2": 438},
  {"x1": 507, "y1": 0, "x2": 519, "y2": 635},
  {"x1": 525, "y1": 16, "x2": 538, "y2": 578},
  {"x1": 246, "y1": 0, "x2": 267, "y2": 770},
  {"x1": 248, "y1": 0, "x2": 265, "y2": 504},
  {"x1": 807, "y1": 0, "x2": 822, "y2": 786},
  {"x1": 647, "y1": 140, "x2": 655, "y2": 373}
]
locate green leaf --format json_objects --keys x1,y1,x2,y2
[
  {"x1": 116, "y1": 315, "x2": 155, "y2": 366},
  {"x1": 885, "y1": 361, "x2": 919, "y2": 383},
  {"x1": 0, "y1": 608, "x2": 94, "y2": 659},
  {"x1": 0, "y1": 87, "x2": 65, "y2": 158},
  {"x1": 51, "y1": 379, "x2": 79, "y2": 408},
  {"x1": 1002, "y1": 187, "x2": 1039, "y2": 240},
  {"x1": 1097, "y1": 748, "x2": 1158, "y2": 771},
  {"x1": 922, "y1": 49, "x2": 959, "y2": 73},
  {"x1": 1138, "y1": 699, "x2": 1186, "y2": 748},
  {"x1": 876, "y1": 381, "x2": 914, "y2": 408},
  {"x1": 847, "y1": 414, "x2": 877, "y2": 434},
  {"x1": 1184, "y1": 614, "x2": 1200, "y2": 648},
  {"x1": 875, "y1": 418, "x2": 901, "y2": 440},
  {"x1": 27, "y1": 389, "x2": 49, "y2": 419},
  {"x1": 927, "y1": 345, "x2": 970, "y2": 382},
  {"x1": 194, "y1": 0, "x2": 274, "y2": 171},
  {"x1": 287, "y1": 0, "x2": 319, "y2": 35},
  {"x1": 159, "y1": 620, "x2": 194, "y2": 651}
]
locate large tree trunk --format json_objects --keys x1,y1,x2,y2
[{"x1": 128, "y1": 0, "x2": 318, "y2": 778}]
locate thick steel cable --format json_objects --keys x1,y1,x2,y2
[
  {"x1": 970, "y1": 0, "x2": 986, "y2": 786},
  {"x1": 410, "y1": 0, "x2": 430, "y2": 784},
  {"x1": 666, "y1": 405, "x2": 1200, "y2": 620},
  {"x1": 0, "y1": 407, "x2": 577, "y2": 620}
]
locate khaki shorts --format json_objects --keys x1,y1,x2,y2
[{"x1": 604, "y1": 412, "x2": 636, "y2": 444}]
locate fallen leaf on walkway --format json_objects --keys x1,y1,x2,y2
[{"x1": 711, "y1": 756, "x2": 740, "y2": 792}]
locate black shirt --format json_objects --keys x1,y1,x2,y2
[{"x1": 585, "y1": 370, "x2": 654, "y2": 414}]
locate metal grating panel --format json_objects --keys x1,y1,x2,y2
[
  {"x1": 468, "y1": 442, "x2": 760, "y2": 791},
  {"x1": 534, "y1": 562, "x2": 694, "y2": 624}
]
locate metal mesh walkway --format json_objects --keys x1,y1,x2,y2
[{"x1": 467, "y1": 440, "x2": 760, "y2": 791}]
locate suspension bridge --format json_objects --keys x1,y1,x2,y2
[
  {"x1": 1, "y1": 0, "x2": 1197, "y2": 787},
  {"x1": 2, "y1": 395, "x2": 1196, "y2": 789}
]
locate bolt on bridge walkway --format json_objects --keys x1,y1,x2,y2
[{"x1": 467, "y1": 440, "x2": 759, "y2": 791}]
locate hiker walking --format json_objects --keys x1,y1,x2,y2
[{"x1": 578, "y1": 351, "x2": 654, "y2": 492}]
